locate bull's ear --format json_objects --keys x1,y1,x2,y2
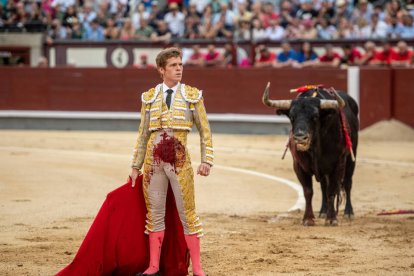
[{"x1": 276, "y1": 108, "x2": 290, "y2": 116}]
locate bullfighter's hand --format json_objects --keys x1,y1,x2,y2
[
  {"x1": 130, "y1": 168, "x2": 142, "y2": 187},
  {"x1": 197, "y1": 163, "x2": 211, "y2": 176}
]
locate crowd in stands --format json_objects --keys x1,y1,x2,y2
[
  {"x1": 181, "y1": 39, "x2": 413, "y2": 68},
  {"x1": 1, "y1": 0, "x2": 414, "y2": 42}
]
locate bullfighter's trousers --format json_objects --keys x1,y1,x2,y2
[{"x1": 142, "y1": 128, "x2": 203, "y2": 237}]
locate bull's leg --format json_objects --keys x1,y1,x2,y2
[
  {"x1": 343, "y1": 156, "x2": 356, "y2": 219},
  {"x1": 325, "y1": 173, "x2": 339, "y2": 226},
  {"x1": 319, "y1": 177, "x2": 328, "y2": 218},
  {"x1": 294, "y1": 163, "x2": 314, "y2": 226}
]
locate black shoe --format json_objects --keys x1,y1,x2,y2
[{"x1": 136, "y1": 272, "x2": 160, "y2": 276}]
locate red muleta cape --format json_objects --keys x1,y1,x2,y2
[{"x1": 56, "y1": 175, "x2": 189, "y2": 276}]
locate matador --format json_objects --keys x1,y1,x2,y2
[{"x1": 131, "y1": 47, "x2": 213, "y2": 276}]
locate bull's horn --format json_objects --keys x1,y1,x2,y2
[
  {"x1": 330, "y1": 88, "x2": 346, "y2": 108},
  {"x1": 320, "y1": 100, "x2": 339, "y2": 109},
  {"x1": 262, "y1": 82, "x2": 292, "y2": 109}
]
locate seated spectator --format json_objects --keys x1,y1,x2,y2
[
  {"x1": 296, "y1": 41, "x2": 318, "y2": 67},
  {"x1": 213, "y1": 3, "x2": 235, "y2": 28},
  {"x1": 317, "y1": 0, "x2": 335, "y2": 22},
  {"x1": 210, "y1": 18, "x2": 233, "y2": 39},
  {"x1": 134, "y1": 17, "x2": 154, "y2": 40},
  {"x1": 386, "y1": 16, "x2": 404, "y2": 39},
  {"x1": 279, "y1": 0, "x2": 295, "y2": 28},
  {"x1": 47, "y1": 19, "x2": 67, "y2": 43},
  {"x1": 78, "y1": 1, "x2": 96, "y2": 27},
  {"x1": 134, "y1": 54, "x2": 154, "y2": 69},
  {"x1": 300, "y1": 19, "x2": 318, "y2": 39},
  {"x1": 234, "y1": 18, "x2": 251, "y2": 40},
  {"x1": 389, "y1": 40, "x2": 412, "y2": 67},
  {"x1": 251, "y1": 19, "x2": 267, "y2": 42},
  {"x1": 70, "y1": 18, "x2": 84, "y2": 39},
  {"x1": 362, "y1": 13, "x2": 388, "y2": 38},
  {"x1": 119, "y1": 18, "x2": 135, "y2": 40},
  {"x1": 184, "y1": 16, "x2": 201, "y2": 39},
  {"x1": 104, "y1": 17, "x2": 120, "y2": 40},
  {"x1": 359, "y1": 41, "x2": 378, "y2": 65},
  {"x1": 150, "y1": 20, "x2": 172, "y2": 42},
  {"x1": 265, "y1": 19, "x2": 285, "y2": 41},
  {"x1": 276, "y1": 41, "x2": 297, "y2": 67},
  {"x1": 164, "y1": 3, "x2": 185, "y2": 37},
  {"x1": 400, "y1": 14, "x2": 414, "y2": 38},
  {"x1": 204, "y1": 44, "x2": 222, "y2": 67},
  {"x1": 147, "y1": 1, "x2": 165, "y2": 29},
  {"x1": 296, "y1": 0, "x2": 318, "y2": 21},
  {"x1": 261, "y1": 2, "x2": 279, "y2": 29},
  {"x1": 185, "y1": 45, "x2": 205, "y2": 67},
  {"x1": 83, "y1": 18, "x2": 104, "y2": 41},
  {"x1": 351, "y1": 0, "x2": 373, "y2": 25},
  {"x1": 317, "y1": 17, "x2": 337, "y2": 39},
  {"x1": 131, "y1": 3, "x2": 149, "y2": 30},
  {"x1": 254, "y1": 45, "x2": 276, "y2": 68},
  {"x1": 318, "y1": 44, "x2": 341, "y2": 67},
  {"x1": 371, "y1": 41, "x2": 395, "y2": 66},
  {"x1": 339, "y1": 44, "x2": 362, "y2": 67},
  {"x1": 62, "y1": 5, "x2": 78, "y2": 28},
  {"x1": 284, "y1": 17, "x2": 301, "y2": 39}
]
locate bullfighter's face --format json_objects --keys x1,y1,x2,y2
[{"x1": 159, "y1": 56, "x2": 183, "y2": 85}]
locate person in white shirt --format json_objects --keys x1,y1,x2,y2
[
  {"x1": 265, "y1": 18, "x2": 285, "y2": 41},
  {"x1": 164, "y1": 3, "x2": 185, "y2": 37}
]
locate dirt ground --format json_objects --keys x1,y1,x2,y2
[{"x1": 0, "y1": 122, "x2": 413, "y2": 275}]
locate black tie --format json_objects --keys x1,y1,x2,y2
[{"x1": 166, "y1": 89, "x2": 173, "y2": 109}]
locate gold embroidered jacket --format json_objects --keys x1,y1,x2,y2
[{"x1": 132, "y1": 83, "x2": 214, "y2": 169}]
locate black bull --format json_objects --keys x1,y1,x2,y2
[{"x1": 263, "y1": 83, "x2": 359, "y2": 226}]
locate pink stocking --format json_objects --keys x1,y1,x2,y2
[
  {"x1": 144, "y1": 231, "x2": 165, "y2": 274},
  {"x1": 185, "y1": 234, "x2": 205, "y2": 276}
]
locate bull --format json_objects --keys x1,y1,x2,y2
[{"x1": 263, "y1": 83, "x2": 359, "y2": 226}]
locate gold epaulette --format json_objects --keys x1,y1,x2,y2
[
  {"x1": 141, "y1": 88, "x2": 159, "y2": 104},
  {"x1": 182, "y1": 85, "x2": 203, "y2": 103}
]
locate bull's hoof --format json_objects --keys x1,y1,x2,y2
[
  {"x1": 343, "y1": 213, "x2": 355, "y2": 220},
  {"x1": 303, "y1": 219, "x2": 315, "y2": 226},
  {"x1": 319, "y1": 212, "x2": 327, "y2": 219},
  {"x1": 324, "y1": 219, "x2": 338, "y2": 226}
]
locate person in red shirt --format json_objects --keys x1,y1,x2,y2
[
  {"x1": 254, "y1": 45, "x2": 276, "y2": 67},
  {"x1": 390, "y1": 40, "x2": 412, "y2": 67},
  {"x1": 359, "y1": 41, "x2": 378, "y2": 66},
  {"x1": 185, "y1": 44, "x2": 205, "y2": 67},
  {"x1": 204, "y1": 44, "x2": 222, "y2": 67},
  {"x1": 340, "y1": 44, "x2": 362, "y2": 67},
  {"x1": 318, "y1": 44, "x2": 341, "y2": 67},
  {"x1": 371, "y1": 41, "x2": 396, "y2": 66}
]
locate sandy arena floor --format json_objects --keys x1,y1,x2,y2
[{"x1": 0, "y1": 126, "x2": 413, "y2": 275}]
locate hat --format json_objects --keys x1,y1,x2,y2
[
  {"x1": 169, "y1": 3, "x2": 178, "y2": 10},
  {"x1": 336, "y1": 0, "x2": 346, "y2": 6}
]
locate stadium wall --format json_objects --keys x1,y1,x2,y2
[{"x1": 0, "y1": 67, "x2": 413, "y2": 129}]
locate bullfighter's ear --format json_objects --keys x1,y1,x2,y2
[{"x1": 276, "y1": 109, "x2": 289, "y2": 116}]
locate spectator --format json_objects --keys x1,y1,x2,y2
[
  {"x1": 386, "y1": 15, "x2": 404, "y2": 39},
  {"x1": 339, "y1": 44, "x2": 362, "y2": 67},
  {"x1": 104, "y1": 17, "x2": 120, "y2": 40},
  {"x1": 204, "y1": 44, "x2": 222, "y2": 67},
  {"x1": 254, "y1": 45, "x2": 276, "y2": 68},
  {"x1": 210, "y1": 18, "x2": 233, "y2": 39},
  {"x1": 352, "y1": 16, "x2": 369, "y2": 38},
  {"x1": 361, "y1": 13, "x2": 388, "y2": 38},
  {"x1": 317, "y1": 0, "x2": 335, "y2": 22},
  {"x1": 62, "y1": 5, "x2": 78, "y2": 29},
  {"x1": 186, "y1": 3, "x2": 202, "y2": 26},
  {"x1": 265, "y1": 19, "x2": 285, "y2": 41},
  {"x1": 47, "y1": 19, "x2": 67, "y2": 42},
  {"x1": 70, "y1": 18, "x2": 84, "y2": 39},
  {"x1": 296, "y1": 41, "x2": 319, "y2": 67},
  {"x1": 131, "y1": 3, "x2": 149, "y2": 30},
  {"x1": 251, "y1": 18, "x2": 267, "y2": 42},
  {"x1": 296, "y1": 0, "x2": 318, "y2": 21},
  {"x1": 234, "y1": 18, "x2": 251, "y2": 40},
  {"x1": 150, "y1": 20, "x2": 172, "y2": 42},
  {"x1": 213, "y1": 3, "x2": 235, "y2": 28},
  {"x1": 279, "y1": 0, "x2": 295, "y2": 28},
  {"x1": 37, "y1": 56, "x2": 49, "y2": 67},
  {"x1": 184, "y1": 16, "x2": 201, "y2": 39},
  {"x1": 351, "y1": 0, "x2": 373, "y2": 24},
  {"x1": 318, "y1": 44, "x2": 341, "y2": 67},
  {"x1": 164, "y1": 3, "x2": 185, "y2": 37},
  {"x1": 389, "y1": 40, "x2": 412, "y2": 67},
  {"x1": 359, "y1": 41, "x2": 378, "y2": 65},
  {"x1": 185, "y1": 44, "x2": 205, "y2": 67},
  {"x1": 262, "y1": 2, "x2": 279, "y2": 29},
  {"x1": 95, "y1": 2, "x2": 110, "y2": 26},
  {"x1": 119, "y1": 18, "x2": 135, "y2": 40},
  {"x1": 331, "y1": 0, "x2": 352, "y2": 26},
  {"x1": 400, "y1": 14, "x2": 414, "y2": 38},
  {"x1": 135, "y1": 17, "x2": 154, "y2": 40},
  {"x1": 300, "y1": 18, "x2": 318, "y2": 39},
  {"x1": 147, "y1": 1, "x2": 164, "y2": 29},
  {"x1": 134, "y1": 54, "x2": 154, "y2": 69},
  {"x1": 371, "y1": 41, "x2": 395, "y2": 66},
  {"x1": 79, "y1": 1, "x2": 96, "y2": 27},
  {"x1": 83, "y1": 18, "x2": 104, "y2": 41},
  {"x1": 317, "y1": 17, "x2": 337, "y2": 39},
  {"x1": 285, "y1": 17, "x2": 302, "y2": 39},
  {"x1": 234, "y1": 2, "x2": 252, "y2": 25},
  {"x1": 276, "y1": 41, "x2": 298, "y2": 67}
]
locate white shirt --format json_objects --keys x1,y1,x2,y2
[
  {"x1": 164, "y1": 11, "x2": 185, "y2": 37},
  {"x1": 162, "y1": 82, "x2": 180, "y2": 107}
]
